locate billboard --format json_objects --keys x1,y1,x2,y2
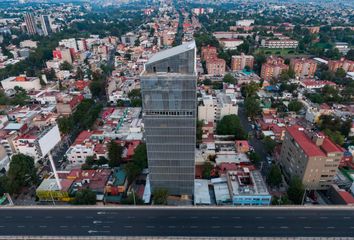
[{"x1": 38, "y1": 124, "x2": 61, "y2": 156}]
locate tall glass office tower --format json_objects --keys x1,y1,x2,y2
[{"x1": 141, "y1": 41, "x2": 197, "y2": 196}]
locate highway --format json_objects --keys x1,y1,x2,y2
[{"x1": 0, "y1": 207, "x2": 354, "y2": 237}]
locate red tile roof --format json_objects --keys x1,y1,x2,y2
[{"x1": 338, "y1": 191, "x2": 354, "y2": 205}]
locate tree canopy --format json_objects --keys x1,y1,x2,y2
[
  {"x1": 72, "y1": 189, "x2": 97, "y2": 205},
  {"x1": 108, "y1": 140, "x2": 124, "y2": 168},
  {"x1": 287, "y1": 177, "x2": 305, "y2": 205},
  {"x1": 216, "y1": 114, "x2": 247, "y2": 140},
  {"x1": 152, "y1": 188, "x2": 169, "y2": 205},
  {"x1": 267, "y1": 164, "x2": 282, "y2": 187}
]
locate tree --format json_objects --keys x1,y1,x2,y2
[
  {"x1": 241, "y1": 82, "x2": 260, "y2": 98},
  {"x1": 287, "y1": 177, "x2": 305, "y2": 205},
  {"x1": 216, "y1": 114, "x2": 246, "y2": 140},
  {"x1": 267, "y1": 165, "x2": 282, "y2": 187},
  {"x1": 76, "y1": 67, "x2": 84, "y2": 80},
  {"x1": 124, "y1": 144, "x2": 147, "y2": 182},
  {"x1": 223, "y1": 73, "x2": 236, "y2": 85},
  {"x1": 128, "y1": 89, "x2": 142, "y2": 107},
  {"x1": 0, "y1": 176, "x2": 9, "y2": 195},
  {"x1": 107, "y1": 140, "x2": 124, "y2": 168},
  {"x1": 121, "y1": 192, "x2": 144, "y2": 205},
  {"x1": 271, "y1": 195, "x2": 291, "y2": 205},
  {"x1": 335, "y1": 68, "x2": 346, "y2": 78},
  {"x1": 323, "y1": 129, "x2": 345, "y2": 146},
  {"x1": 202, "y1": 161, "x2": 213, "y2": 179},
  {"x1": 346, "y1": 49, "x2": 354, "y2": 61},
  {"x1": 152, "y1": 188, "x2": 169, "y2": 205},
  {"x1": 248, "y1": 152, "x2": 260, "y2": 165},
  {"x1": 288, "y1": 100, "x2": 303, "y2": 113},
  {"x1": 89, "y1": 81, "x2": 105, "y2": 98},
  {"x1": 59, "y1": 61, "x2": 73, "y2": 71},
  {"x1": 72, "y1": 189, "x2": 96, "y2": 205},
  {"x1": 263, "y1": 136, "x2": 277, "y2": 153},
  {"x1": 7, "y1": 154, "x2": 37, "y2": 194},
  {"x1": 116, "y1": 99, "x2": 125, "y2": 107},
  {"x1": 57, "y1": 116, "x2": 74, "y2": 134},
  {"x1": 244, "y1": 96, "x2": 261, "y2": 119}
]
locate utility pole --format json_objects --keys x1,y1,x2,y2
[{"x1": 48, "y1": 152, "x2": 62, "y2": 190}]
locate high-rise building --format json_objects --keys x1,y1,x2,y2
[
  {"x1": 141, "y1": 41, "x2": 197, "y2": 196},
  {"x1": 231, "y1": 53, "x2": 254, "y2": 71},
  {"x1": 206, "y1": 58, "x2": 226, "y2": 76},
  {"x1": 40, "y1": 15, "x2": 52, "y2": 36},
  {"x1": 24, "y1": 13, "x2": 37, "y2": 35},
  {"x1": 328, "y1": 57, "x2": 354, "y2": 73},
  {"x1": 279, "y1": 125, "x2": 343, "y2": 190}
]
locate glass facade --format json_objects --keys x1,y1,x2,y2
[{"x1": 141, "y1": 43, "x2": 196, "y2": 195}]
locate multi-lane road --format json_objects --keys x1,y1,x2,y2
[{"x1": 1, "y1": 207, "x2": 354, "y2": 238}]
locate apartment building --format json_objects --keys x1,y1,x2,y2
[
  {"x1": 260, "y1": 56, "x2": 289, "y2": 80},
  {"x1": 261, "y1": 39, "x2": 299, "y2": 49},
  {"x1": 290, "y1": 58, "x2": 317, "y2": 78},
  {"x1": 1, "y1": 76, "x2": 41, "y2": 91},
  {"x1": 328, "y1": 58, "x2": 354, "y2": 73},
  {"x1": 231, "y1": 53, "x2": 254, "y2": 71},
  {"x1": 201, "y1": 45, "x2": 217, "y2": 61},
  {"x1": 279, "y1": 125, "x2": 343, "y2": 190},
  {"x1": 198, "y1": 93, "x2": 238, "y2": 123},
  {"x1": 206, "y1": 58, "x2": 226, "y2": 76}
]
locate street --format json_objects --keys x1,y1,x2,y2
[{"x1": 0, "y1": 207, "x2": 354, "y2": 237}]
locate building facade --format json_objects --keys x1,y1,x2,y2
[
  {"x1": 231, "y1": 53, "x2": 254, "y2": 71},
  {"x1": 141, "y1": 41, "x2": 197, "y2": 196},
  {"x1": 279, "y1": 125, "x2": 343, "y2": 190},
  {"x1": 290, "y1": 58, "x2": 317, "y2": 78},
  {"x1": 24, "y1": 13, "x2": 37, "y2": 35},
  {"x1": 328, "y1": 58, "x2": 354, "y2": 73},
  {"x1": 261, "y1": 56, "x2": 289, "y2": 80},
  {"x1": 40, "y1": 15, "x2": 52, "y2": 36},
  {"x1": 206, "y1": 58, "x2": 226, "y2": 76}
]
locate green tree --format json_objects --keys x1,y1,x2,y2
[
  {"x1": 202, "y1": 161, "x2": 213, "y2": 179},
  {"x1": 263, "y1": 136, "x2": 277, "y2": 153},
  {"x1": 223, "y1": 73, "x2": 236, "y2": 85},
  {"x1": 116, "y1": 99, "x2": 125, "y2": 107},
  {"x1": 59, "y1": 61, "x2": 73, "y2": 71},
  {"x1": 0, "y1": 176, "x2": 10, "y2": 195},
  {"x1": 124, "y1": 144, "x2": 147, "y2": 182},
  {"x1": 124, "y1": 162, "x2": 142, "y2": 183},
  {"x1": 335, "y1": 68, "x2": 346, "y2": 78},
  {"x1": 57, "y1": 116, "x2": 74, "y2": 134},
  {"x1": 323, "y1": 129, "x2": 345, "y2": 146},
  {"x1": 152, "y1": 188, "x2": 169, "y2": 205},
  {"x1": 216, "y1": 114, "x2": 246, "y2": 140},
  {"x1": 248, "y1": 151, "x2": 261, "y2": 165},
  {"x1": 72, "y1": 189, "x2": 96, "y2": 205},
  {"x1": 241, "y1": 82, "x2": 260, "y2": 98},
  {"x1": 287, "y1": 177, "x2": 305, "y2": 205},
  {"x1": 244, "y1": 96, "x2": 261, "y2": 119},
  {"x1": 121, "y1": 192, "x2": 144, "y2": 205},
  {"x1": 288, "y1": 100, "x2": 303, "y2": 113},
  {"x1": 267, "y1": 165, "x2": 282, "y2": 187},
  {"x1": 107, "y1": 140, "x2": 124, "y2": 168},
  {"x1": 128, "y1": 89, "x2": 142, "y2": 107},
  {"x1": 346, "y1": 49, "x2": 354, "y2": 61},
  {"x1": 7, "y1": 154, "x2": 37, "y2": 194},
  {"x1": 271, "y1": 195, "x2": 291, "y2": 205},
  {"x1": 89, "y1": 81, "x2": 105, "y2": 98}
]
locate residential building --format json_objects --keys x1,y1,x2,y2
[
  {"x1": 231, "y1": 53, "x2": 254, "y2": 71},
  {"x1": 226, "y1": 167, "x2": 271, "y2": 206},
  {"x1": 206, "y1": 58, "x2": 226, "y2": 76},
  {"x1": 201, "y1": 45, "x2": 217, "y2": 62},
  {"x1": 261, "y1": 39, "x2": 298, "y2": 49},
  {"x1": 13, "y1": 124, "x2": 61, "y2": 162},
  {"x1": 141, "y1": 41, "x2": 197, "y2": 196},
  {"x1": 53, "y1": 47, "x2": 73, "y2": 64},
  {"x1": 19, "y1": 40, "x2": 38, "y2": 49},
  {"x1": 1, "y1": 76, "x2": 41, "y2": 91},
  {"x1": 56, "y1": 94, "x2": 84, "y2": 116},
  {"x1": 24, "y1": 13, "x2": 37, "y2": 35},
  {"x1": 40, "y1": 15, "x2": 52, "y2": 36},
  {"x1": 328, "y1": 58, "x2": 354, "y2": 73},
  {"x1": 261, "y1": 56, "x2": 289, "y2": 80},
  {"x1": 235, "y1": 19, "x2": 254, "y2": 27},
  {"x1": 290, "y1": 58, "x2": 317, "y2": 78},
  {"x1": 219, "y1": 39, "x2": 244, "y2": 50},
  {"x1": 279, "y1": 125, "x2": 343, "y2": 190},
  {"x1": 121, "y1": 32, "x2": 137, "y2": 46},
  {"x1": 198, "y1": 93, "x2": 238, "y2": 123},
  {"x1": 334, "y1": 42, "x2": 350, "y2": 55}
]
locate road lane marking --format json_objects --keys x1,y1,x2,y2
[
  {"x1": 81, "y1": 226, "x2": 89, "y2": 228},
  {"x1": 17, "y1": 226, "x2": 25, "y2": 228},
  {"x1": 234, "y1": 226, "x2": 243, "y2": 229},
  {"x1": 127, "y1": 216, "x2": 135, "y2": 219},
  {"x1": 146, "y1": 226, "x2": 155, "y2": 228},
  {"x1": 39, "y1": 226, "x2": 47, "y2": 228},
  {"x1": 320, "y1": 216, "x2": 328, "y2": 219},
  {"x1": 298, "y1": 216, "x2": 307, "y2": 219},
  {"x1": 0, "y1": 226, "x2": 4, "y2": 228},
  {"x1": 103, "y1": 226, "x2": 110, "y2": 228},
  {"x1": 212, "y1": 226, "x2": 220, "y2": 229},
  {"x1": 25, "y1": 216, "x2": 33, "y2": 219},
  {"x1": 148, "y1": 217, "x2": 155, "y2": 219},
  {"x1": 65, "y1": 216, "x2": 73, "y2": 219},
  {"x1": 168, "y1": 216, "x2": 176, "y2": 219},
  {"x1": 276, "y1": 217, "x2": 285, "y2": 219},
  {"x1": 255, "y1": 216, "x2": 263, "y2": 219},
  {"x1": 190, "y1": 216, "x2": 198, "y2": 219},
  {"x1": 344, "y1": 217, "x2": 351, "y2": 219},
  {"x1": 5, "y1": 216, "x2": 12, "y2": 219},
  {"x1": 190, "y1": 226, "x2": 198, "y2": 229},
  {"x1": 45, "y1": 216, "x2": 52, "y2": 219},
  {"x1": 257, "y1": 226, "x2": 265, "y2": 229},
  {"x1": 168, "y1": 226, "x2": 176, "y2": 228},
  {"x1": 211, "y1": 216, "x2": 219, "y2": 219},
  {"x1": 60, "y1": 226, "x2": 68, "y2": 228},
  {"x1": 327, "y1": 226, "x2": 335, "y2": 229},
  {"x1": 232, "y1": 216, "x2": 240, "y2": 219},
  {"x1": 124, "y1": 226, "x2": 132, "y2": 229},
  {"x1": 280, "y1": 226, "x2": 289, "y2": 229},
  {"x1": 304, "y1": 226, "x2": 312, "y2": 229}
]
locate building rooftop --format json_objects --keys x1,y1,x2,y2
[
  {"x1": 194, "y1": 179, "x2": 211, "y2": 205},
  {"x1": 146, "y1": 40, "x2": 195, "y2": 65}
]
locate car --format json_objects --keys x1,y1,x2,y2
[{"x1": 266, "y1": 156, "x2": 273, "y2": 164}]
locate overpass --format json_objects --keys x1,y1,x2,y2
[{"x1": 0, "y1": 206, "x2": 354, "y2": 239}]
